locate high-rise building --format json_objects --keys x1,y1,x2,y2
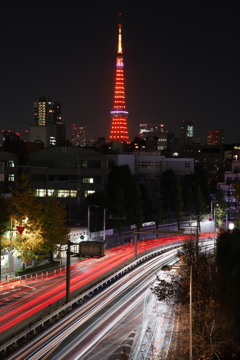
[
  {"x1": 139, "y1": 124, "x2": 167, "y2": 151},
  {"x1": 207, "y1": 130, "x2": 224, "y2": 145},
  {"x1": 33, "y1": 97, "x2": 62, "y2": 126},
  {"x1": 71, "y1": 124, "x2": 86, "y2": 146},
  {"x1": 139, "y1": 124, "x2": 164, "y2": 139},
  {"x1": 30, "y1": 97, "x2": 66, "y2": 147},
  {"x1": 181, "y1": 120, "x2": 195, "y2": 145},
  {"x1": 109, "y1": 17, "x2": 129, "y2": 143}
]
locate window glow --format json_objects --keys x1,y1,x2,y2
[
  {"x1": 85, "y1": 190, "x2": 95, "y2": 198},
  {"x1": 58, "y1": 190, "x2": 70, "y2": 197},
  {"x1": 8, "y1": 174, "x2": 14, "y2": 181},
  {"x1": 83, "y1": 178, "x2": 94, "y2": 183},
  {"x1": 36, "y1": 189, "x2": 46, "y2": 197},
  {"x1": 8, "y1": 160, "x2": 15, "y2": 167}
]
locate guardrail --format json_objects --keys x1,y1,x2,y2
[{"x1": 0, "y1": 265, "x2": 67, "y2": 286}]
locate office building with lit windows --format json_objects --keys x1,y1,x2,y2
[
  {"x1": 30, "y1": 97, "x2": 66, "y2": 147},
  {"x1": 139, "y1": 124, "x2": 167, "y2": 150},
  {"x1": 181, "y1": 120, "x2": 195, "y2": 145},
  {"x1": 71, "y1": 124, "x2": 87, "y2": 147},
  {"x1": 207, "y1": 130, "x2": 224, "y2": 145}
]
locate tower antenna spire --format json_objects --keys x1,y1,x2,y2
[{"x1": 118, "y1": 13, "x2": 122, "y2": 54}]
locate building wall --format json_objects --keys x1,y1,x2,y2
[
  {"x1": 217, "y1": 160, "x2": 240, "y2": 217},
  {"x1": 30, "y1": 125, "x2": 50, "y2": 147},
  {"x1": 165, "y1": 158, "x2": 194, "y2": 176},
  {"x1": 0, "y1": 151, "x2": 19, "y2": 185},
  {"x1": 134, "y1": 153, "x2": 165, "y2": 176}
]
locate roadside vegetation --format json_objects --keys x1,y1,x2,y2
[
  {"x1": 87, "y1": 165, "x2": 210, "y2": 234},
  {"x1": 151, "y1": 231, "x2": 240, "y2": 359},
  {"x1": 0, "y1": 173, "x2": 69, "y2": 269}
]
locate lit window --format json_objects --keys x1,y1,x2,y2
[
  {"x1": 8, "y1": 174, "x2": 14, "y2": 181},
  {"x1": 70, "y1": 190, "x2": 77, "y2": 197},
  {"x1": 84, "y1": 190, "x2": 95, "y2": 198},
  {"x1": 36, "y1": 189, "x2": 46, "y2": 197},
  {"x1": 58, "y1": 190, "x2": 70, "y2": 197},
  {"x1": 7, "y1": 160, "x2": 15, "y2": 167},
  {"x1": 83, "y1": 178, "x2": 94, "y2": 183}
]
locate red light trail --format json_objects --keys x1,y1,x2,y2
[{"x1": 0, "y1": 234, "x2": 212, "y2": 336}]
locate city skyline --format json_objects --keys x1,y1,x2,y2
[{"x1": 0, "y1": 4, "x2": 240, "y2": 144}]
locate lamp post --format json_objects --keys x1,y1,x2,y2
[
  {"x1": 103, "y1": 208, "x2": 106, "y2": 241},
  {"x1": 66, "y1": 239, "x2": 72, "y2": 303},
  {"x1": 189, "y1": 264, "x2": 193, "y2": 360},
  {"x1": 161, "y1": 264, "x2": 193, "y2": 359},
  {"x1": 87, "y1": 205, "x2": 98, "y2": 240}
]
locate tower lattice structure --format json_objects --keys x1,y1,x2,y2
[{"x1": 109, "y1": 20, "x2": 129, "y2": 143}]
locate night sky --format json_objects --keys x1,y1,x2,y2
[{"x1": 0, "y1": 3, "x2": 240, "y2": 144}]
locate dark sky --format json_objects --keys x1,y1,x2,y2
[{"x1": 0, "y1": 3, "x2": 240, "y2": 144}]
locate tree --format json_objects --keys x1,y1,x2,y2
[
  {"x1": 152, "y1": 239, "x2": 240, "y2": 358},
  {"x1": 86, "y1": 190, "x2": 109, "y2": 231},
  {"x1": 10, "y1": 173, "x2": 44, "y2": 266},
  {"x1": 0, "y1": 187, "x2": 11, "y2": 280},
  {"x1": 215, "y1": 206, "x2": 226, "y2": 231},
  {"x1": 181, "y1": 174, "x2": 195, "y2": 214},
  {"x1": 153, "y1": 180, "x2": 164, "y2": 230},
  {"x1": 174, "y1": 181, "x2": 184, "y2": 230},
  {"x1": 194, "y1": 184, "x2": 206, "y2": 256},
  {"x1": 194, "y1": 167, "x2": 210, "y2": 205},
  {"x1": 233, "y1": 180, "x2": 240, "y2": 205},
  {"x1": 181, "y1": 170, "x2": 210, "y2": 217},
  {"x1": 215, "y1": 187, "x2": 227, "y2": 209},
  {"x1": 216, "y1": 229, "x2": 240, "y2": 290},
  {"x1": 216, "y1": 230, "x2": 240, "y2": 356},
  {"x1": 0, "y1": 187, "x2": 11, "y2": 246},
  {"x1": 110, "y1": 185, "x2": 127, "y2": 237},
  {"x1": 161, "y1": 169, "x2": 178, "y2": 218},
  {"x1": 107, "y1": 165, "x2": 142, "y2": 226},
  {"x1": 232, "y1": 181, "x2": 240, "y2": 228},
  {"x1": 40, "y1": 196, "x2": 69, "y2": 262},
  {"x1": 131, "y1": 181, "x2": 144, "y2": 231}
]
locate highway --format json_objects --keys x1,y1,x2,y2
[
  {"x1": 3, "y1": 238, "x2": 214, "y2": 360},
  {"x1": 0, "y1": 220, "x2": 214, "y2": 359},
  {"x1": 0, "y1": 235, "x2": 187, "y2": 339},
  {"x1": 5, "y1": 249, "x2": 179, "y2": 360}
]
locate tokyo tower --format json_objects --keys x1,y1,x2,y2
[{"x1": 109, "y1": 17, "x2": 129, "y2": 143}]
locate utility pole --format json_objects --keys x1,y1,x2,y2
[{"x1": 66, "y1": 240, "x2": 72, "y2": 303}]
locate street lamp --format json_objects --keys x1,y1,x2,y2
[
  {"x1": 161, "y1": 264, "x2": 193, "y2": 359},
  {"x1": 229, "y1": 222, "x2": 234, "y2": 231},
  {"x1": 88, "y1": 205, "x2": 98, "y2": 240}
]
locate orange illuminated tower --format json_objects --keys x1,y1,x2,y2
[{"x1": 109, "y1": 17, "x2": 129, "y2": 143}]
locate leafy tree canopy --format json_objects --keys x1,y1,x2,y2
[{"x1": 40, "y1": 196, "x2": 69, "y2": 261}]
